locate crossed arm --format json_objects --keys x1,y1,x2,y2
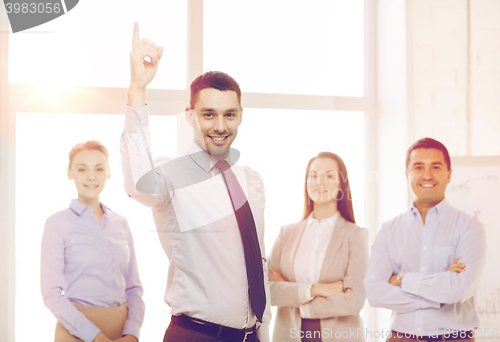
[
  {"x1": 268, "y1": 226, "x2": 368, "y2": 318},
  {"x1": 364, "y1": 217, "x2": 487, "y2": 313}
]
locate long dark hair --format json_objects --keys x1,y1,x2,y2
[{"x1": 302, "y1": 152, "x2": 355, "y2": 224}]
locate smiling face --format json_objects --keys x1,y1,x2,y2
[
  {"x1": 306, "y1": 157, "x2": 341, "y2": 206},
  {"x1": 67, "y1": 149, "x2": 110, "y2": 205},
  {"x1": 406, "y1": 148, "x2": 451, "y2": 209},
  {"x1": 186, "y1": 88, "x2": 242, "y2": 160}
]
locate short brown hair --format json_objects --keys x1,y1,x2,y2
[
  {"x1": 190, "y1": 71, "x2": 241, "y2": 108},
  {"x1": 406, "y1": 138, "x2": 451, "y2": 171},
  {"x1": 68, "y1": 140, "x2": 109, "y2": 167}
]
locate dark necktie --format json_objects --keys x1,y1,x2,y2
[{"x1": 215, "y1": 160, "x2": 266, "y2": 323}]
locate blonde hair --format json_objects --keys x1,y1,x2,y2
[{"x1": 68, "y1": 140, "x2": 109, "y2": 167}]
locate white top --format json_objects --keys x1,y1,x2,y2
[
  {"x1": 120, "y1": 105, "x2": 271, "y2": 339},
  {"x1": 294, "y1": 211, "x2": 340, "y2": 302}
]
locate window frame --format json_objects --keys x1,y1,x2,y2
[{"x1": 0, "y1": 0, "x2": 377, "y2": 339}]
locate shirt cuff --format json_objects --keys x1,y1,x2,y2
[
  {"x1": 297, "y1": 282, "x2": 313, "y2": 304},
  {"x1": 124, "y1": 104, "x2": 149, "y2": 133},
  {"x1": 304, "y1": 283, "x2": 314, "y2": 301},
  {"x1": 122, "y1": 322, "x2": 141, "y2": 341},
  {"x1": 77, "y1": 321, "x2": 101, "y2": 342},
  {"x1": 401, "y1": 271, "x2": 425, "y2": 296}
]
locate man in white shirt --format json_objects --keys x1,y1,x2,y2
[
  {"x1": 120, "y1": 24, "x2": 271, "y2": 342},
  {"x1": 121, "y1": 24, "x2": 271, "y2": 342}
]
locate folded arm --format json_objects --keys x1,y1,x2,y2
[
  {"x1": 268, "y1": 226, "x2": 312, "y2": 307},
  {"x1": 301, "y1": 228, "x2": 369, "y2": 318},
  {"x1": 364, "y1": 226, "x2": 441, "y2": 313},
  {"x1": 400, "y1": 216, "x2": 487, "y2": 305}
]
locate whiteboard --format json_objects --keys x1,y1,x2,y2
[{"x1": 446, "y1": 156, "x2": 500, "y2": 341}]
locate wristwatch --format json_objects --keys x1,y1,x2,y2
[{"x1": 397, "y1": 272, "x2": 406, "y2": 286}]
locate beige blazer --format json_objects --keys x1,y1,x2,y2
[{"x1": 268, "y1": 215, "x2": 368, "y2": 342}]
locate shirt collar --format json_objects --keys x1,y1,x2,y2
[
  {"x1": 306, "y1": 211, "x2": 340, "y2": 229},
  {"x1": 410, "y1": 198, "x2": 450, "y2": 218},
  {"x1": 187, "y1": 141, "x2": 241, "y2": 173},
  {"x1": 69, "y1": 199, "x2": 110, "y2": 216}
]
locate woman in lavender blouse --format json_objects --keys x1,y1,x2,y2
[{"x1": 41, "y1": 141, "x2": 145, "y2": 342}]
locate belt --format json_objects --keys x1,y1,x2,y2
[
  {"x1": 392, "y1": 331, "x2": 474, "y2": 341},
  {"x1": 172, "y1": 314, "x2": 257, "y2": 342}
]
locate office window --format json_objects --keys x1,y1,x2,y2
[
  {"x1": 204, "y1": 0, "x2": 364, "y2": 96},
  {"x1": 9, "y1": 0, "x2": 187, "y2": 89}
]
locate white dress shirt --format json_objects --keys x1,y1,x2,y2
[
  {"x1": 294, "y1": 212, "x2": 339, "y2": 307},
  {"x1": 120, "y1": 105, "x2": 271, "y2": 339}
]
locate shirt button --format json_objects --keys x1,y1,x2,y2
[
  {"x1": 409, "y1": 288, "x2": 412, "y2": 292},
  {"x1": 135, "y1": 120, "x2": 139, "y2": 125},
  {"x1": 423, "y1": 246, "x2": 427, "y2": 250},
  {"x1": 418, "y1": 328, "x2": 422, "y2": 332},
  {"x1": 99, "y1": 234, "x2": 102, "y2": 237},
  {"x1": 108, "y1": 270, "x2": 111, "y2": 273},
  {"x1": 108, "y1": 290, "x2": 111, "y2": 293},
  {"x1": 421, "y1": 226, "x2": 424, "y2": 230},
  {"x1": 106, "y1": 251, "x2": 109, "y2": 254},
  {"x1": 422, "y1": 267, "x2": 426, "y2": 271}
]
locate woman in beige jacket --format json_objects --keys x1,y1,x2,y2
[{"x1": 268, "y1": 152, "x2": 368, "y2": 342}]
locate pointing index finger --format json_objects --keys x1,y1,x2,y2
[{"x1": 132, "y1": 22, "x2": 140, "y2": 48}]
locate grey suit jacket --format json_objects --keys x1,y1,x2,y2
[{"x1": 268, "y1": 215, "x2": 368, "y2": 341}]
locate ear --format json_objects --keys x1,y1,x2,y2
[
  {"x1": 107, "y1": 166, "x2": 111, "y2": 180},
  {"x1": 405, "y1": 170, "x2": 408, "y2": 181},
  {"x1": 238, "y1": 106, "x2": 243, "y2": 126},
  {"x1": 185, "y1": 106, "x2": 195, "y2": 128},
  {"x1": 67, "y1": 167, "x2": 73, "y2": 180},
  {"x1": 447, "y1": 167, "x2": 452, "y2": 183}
]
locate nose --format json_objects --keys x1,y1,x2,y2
[
  {"x1": 316, "y1": 172, "x2": 327, "y2": 185},
  {"x1": 213, "y1": 115, "x2": 227, "y2": 133},
  {"x1": 87, "y1": 170, "x2": 96, "y2": 180},
  {"x1": 422, "y1": 167, "x2": 433, "y2": 180}
]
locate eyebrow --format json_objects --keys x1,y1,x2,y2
[
  {"x1": 75, "y1": 163, "x2": 104, "y2": 167},
  {"x1": 412, "y1": 162, "x2": 444, "y2": 166},
  {"x1": 199, "y1": 107, "x2": 239, "y2": 112}
]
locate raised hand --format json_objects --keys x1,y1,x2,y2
[
  {"x1": 448, "y1": 257, "x2": 465, "y2": 273},
  {"x1": 128, "y1": 22, "x2": 164, "y2": 110}
]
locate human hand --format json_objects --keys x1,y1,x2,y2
[
  {"x1": 311, "y1": 281, "x2": 344, "y2": 297},
  {"x1": 388, "y1": 275, "x2": 399, "y2": 286},
  {"x1": 448, "y1": 257, "x2": 465, "y2": 273},
  {"x1": 113, "y1": 335, "x2": 138, "y2": 342},
  {"x1": 130, "y1": 22, "x2": 163, "y2": 90},
  {"x1": 128, "y1": 22, "x2": 163, "y2": 109},
  {"x1": 92, "y1": 332, "x2": 113, "y2": 342},
  {"x1": 268, "y1": 267, "x2": 286, "y2": 282}
]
